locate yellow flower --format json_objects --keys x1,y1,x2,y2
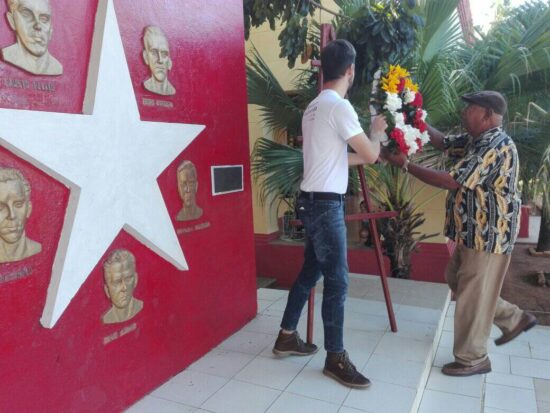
[
  {"x1": 381, "y1": 65, "x2": 411, "y2": 93},
  {"x1": 404, "y1": 78, "x2": 419, "y2": 92}
]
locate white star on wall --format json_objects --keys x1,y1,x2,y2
[{"x1": 0, "y1": 0, "x2": 204, "y2": 328}]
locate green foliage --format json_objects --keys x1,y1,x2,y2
[
  {"x1": 243, "y1": 0, "x2": 319, "y2": 68},
  {"x1": 335, "y1": 0, "x2": 423, "y2": 88}
]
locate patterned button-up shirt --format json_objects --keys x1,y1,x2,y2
[{"x1": 443, "y1": 127, "x2": 521, "y2": 255}]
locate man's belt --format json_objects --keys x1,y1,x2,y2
[{"x1": 299, "y1": 191, "x2": 345, "y2": 201}]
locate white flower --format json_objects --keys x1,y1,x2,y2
[
  {"x1": 421, "y1": 110, "x2": 428, "y2": 121},
  {"x1": 402, "y1": 125, "x2": 420, "y2": 155},
  {"x1": 393, "y1": 111, "x2": 406, "y2": 129},
  {"x1": 403, "y1": 89, "x2": 416, "y2": 104},
  {"x1": 384, "y1": 92, "x2": 402, "y2": 113},
  {"x1": 420, "y1": 131, "x2": 430, "y2": 145}
]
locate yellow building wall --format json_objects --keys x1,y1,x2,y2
[{"x1": 246, "y1": 3, "x2": 449, "y2": 243}]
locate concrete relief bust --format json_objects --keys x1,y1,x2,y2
[
  {"x1": 176, "y1": 160, "x2": 203, "y2": 222},
  {"x1": 102, "y1": 249, "x2": 143, "y2": 324},
  {"x1": 0, "y1": 167, "x2": 41, "y2": 263},
  {"x1": 1, "y1": 0, "x2": 63, "y2": 76},
  {"x1": 142, "y1": 25, "x2": 175, "y2": 96}
]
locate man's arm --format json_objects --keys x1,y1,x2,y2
[
  {"x1": 384, "y1": 150, "x2": 460, "y2": 190},
  {"x1": 348, "y1": 132, "x2": 381, "y2": 165},
  {"x1": 426, "y1": 124, "x2": 447, "y2": 151},
  {"x1": 347, "y1": 115, "x2": 387, "y2": 165},
  {"x1": 407, "y1": 163, "x2": 460, "y2": 190}
]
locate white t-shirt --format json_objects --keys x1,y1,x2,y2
[{"x1": 300, "y1": 89, "x2": 363, "y2": 194}]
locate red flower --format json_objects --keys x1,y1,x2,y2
[
  {"x1": 397, "y1": 78, "x2": 407, "y2": 93},
  {"x1": 390, "y1": 128, "x2": 409, "y2": 156},
  {"x1": 412, "y1": 92, "x2": 423, "y2": 107}
]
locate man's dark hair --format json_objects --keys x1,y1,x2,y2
[{"x1": 321, "y1": 39, "x2": 356, "y2": 82}]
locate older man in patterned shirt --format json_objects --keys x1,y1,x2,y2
[{"x1": 385, "y1": 91, "x2": 537, "y2": 376}]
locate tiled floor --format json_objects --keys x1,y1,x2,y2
[
  {"x1": 419, "y1": 301, "x2": 550, "y2": 413},
  {"x1": 127, "y1": 274, "x2": 550, "y2": 413}
]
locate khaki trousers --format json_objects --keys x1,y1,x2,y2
[{"x1": 445, "y1": 245, "x2": 524, "y2": 366}]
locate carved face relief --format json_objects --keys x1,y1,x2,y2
[
  {"x1": 144, "y1": 31, "x2": 171, "y2": 82},
  {"x1": 0, "y1": 179, "x2": 31, "y2": 244},
  {"x1": 104, "y1": 259, "x2": 137, "y2": 310},
  {"x1": 178, "y1": 168, "x2": 197, "y2": 208},
  {"x1": 8, "y1": 0, "x2": 53, "y2": 58}
]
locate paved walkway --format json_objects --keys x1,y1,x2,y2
[{"x1": 127, "y1": 274, "x2": 550, "y2": 413}]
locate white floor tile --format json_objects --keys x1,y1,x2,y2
[
  {"x1": 363, "y1": 354, "x2": 425, "y2": 389},
  {"x1": 395, "y1": 305, "x2": 443, "y2": 325},
  {"x1": 530, "y1": 342, "x2": 550, "y2": 361},
  {"x1": 394, "y1": 318, "x2": 438, "y2": 342},
  {"x1": 338, "y1": 408, "x2": 369, "y2": 413},
  {"x1": 483, "y1": 408, "x2": 517, "y2": 413},
  {"x1": 285, "y1": 366, "x2": 351, "y2": 405},
  {"x1": 345, "y1": 298, "x2": 400, "y2": 318},
  {"x1": 258, "y1": 289, "x2": 288, "y2": 302},
  {"x1": 150, "y1": 370, "x2": 228, "y2": 407},
  {"x1": 426, "y1": 367, "x2": 483, "y2": 398},
  {"x1": 433, "y1": 346, "x2": 453, "y2": 368},
  {"x1": 218, "y1": 330, "x2": 276, "y2": 356},
  {"x1": 344, "y1": 380, "x2": 416, "y2": 413},
  {"x1": 374, "y1": 334, "x2": 432, "y2": 363},
  {"x1": 534, "y1": 378, "x2": 550, "y2": 403},
  {"x1": 439, "y1": 331, "x2": 454, "y2": 348},
  {"x1": 485, "y1": 372, "x2": 534, "y2": 390},
  {"x1": 234, "y1": 357, "x2": 304, "y2": 390},
  {"x1": 488, "y1": 339, "x2": 531, "y2": 358},
  {"x1": 188, "y1": 349, "x2": 255, "y2": 378},
  {"x1": 443, "y1": 316, "x2": 453, "y2": 332},
  {"x1": 484, "y1": 383, "x2": 537, "y2": 413},
  {"x1": 243, "y1": 314, "x2": 282, "y2": 335},
  {"x1": 446, "y1": 302, "x2": 456, "y2": 317},
  {"x1": 488, "y1": 353, "x2": 511, "y2": 374},
  {"x1": 418, "y1": 389, "x2": 480, "y2": 413},
  {"x1": 538, "y1": 401, "x2": 550, "y2": 413},
  {"x1": 258, "y1": 299, "x2": 273, "y2": 313},
  {"x1": 202, "y1": 380, "x2": 280, "y2": 413},
  {"x1": 511, "y1": 356, "x2": 550, "y2": 379},
  {"x1": 266, "y1": 392, "x2": 340, "y2": 413},
  {"x1": 523, "y1": 326, "x2": 550, "y2": 346},
  {"x1": 125, "y1": 396, "x2": 197, "y2": 412},
  {"x1": 344, "y1": 312, "x2": 389, "y2": 332},
  {"x1": 258, "y1": 348, "x2": 314, "y2": 367}
]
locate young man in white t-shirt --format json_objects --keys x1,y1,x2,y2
[{"x1": 273, "y1": 39, "x2": 387, "y2": 388}]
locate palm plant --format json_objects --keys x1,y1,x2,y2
[{"x1": 535, "y1": 145, "x2": 550, "y2": 252}]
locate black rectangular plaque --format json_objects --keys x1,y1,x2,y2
[{"x1": 211, "y1": 165, "x2": 244, "y2": 195}]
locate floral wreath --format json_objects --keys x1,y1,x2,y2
[{"x1": 372, "y1": 65, "x2": 429, "y2": 157}]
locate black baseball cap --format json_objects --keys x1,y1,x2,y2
[{"x1": 461, "y1": 90, "x2": 507, "y2": 115}]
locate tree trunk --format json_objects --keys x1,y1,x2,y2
[{"x1": 536, "y1": 194, "x2": 550, "y2": 252}]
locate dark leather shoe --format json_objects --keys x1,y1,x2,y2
[
  {"x1": 495, "y1": 312, "x2": 538, "y2": 346},
  {"x1": 272, "y1": 330, "x2": 318, "y2": 356},
  {"x1": 442, "y1": 358, "x2": 491, "y2": 377},
  {"x1": 323, "y1": 350, "x2": 371, "y2": 388}
]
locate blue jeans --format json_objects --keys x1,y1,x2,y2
[{"x1": 280, "y1": 197, "x2": 349, "y2": 353}]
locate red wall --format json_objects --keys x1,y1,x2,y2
[
  {"x1": 0, "y1": 1, "x2": 255, "y2": 412},
  {"x1": 256, "y1": 234, "x2": 454, "y2": 287}
]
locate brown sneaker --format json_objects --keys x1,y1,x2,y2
[
  {"x1": 323, "y1": 350, "x2": 371, "y2": 389},
  {"x1": 272, "y1": 330, "x2": 319, "y2": 356},
  {"x1": 495, "y1": 312, "x2": 538, "y2": 346},
  {"x1": 442, "y1": 358, "x2": 491, "y2": 377}
]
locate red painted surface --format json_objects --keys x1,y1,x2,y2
[
  {"x1": 0, "y1": 1, "x2": 255, "y2": 412},
  {"x1": 256, "y1": 234, "x2": 454, "y2": 288},
  {"x1": 518, "y1": 205, "x2": 530, "y2": 238},
  {"x1": 0, "y1": 0, "x2": 98, "y2": 113}
]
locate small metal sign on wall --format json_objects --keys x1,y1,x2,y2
[{"x1": 211, "y1": 165, "x2": 243, "y2": 196}]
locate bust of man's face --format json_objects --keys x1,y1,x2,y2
[
  {"x1": 0, "y1": 179, "x2": 31, "y2": 244},
  {"x1": 178, "y1": 168, "x2": 198, "y2": 208},
  {"x1": 104, "y1": 259, "x2": 137, "y2": 310},
  {"x1": 8, "y1": 0, "x2": 53, "y2": 58},
  {"x1": 144, "y1": 31, "x2": 171, "y2": 82}
]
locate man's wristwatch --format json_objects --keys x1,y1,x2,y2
[{"x1": 402, "y1": 159, "x2": 410, "y2": 173}]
